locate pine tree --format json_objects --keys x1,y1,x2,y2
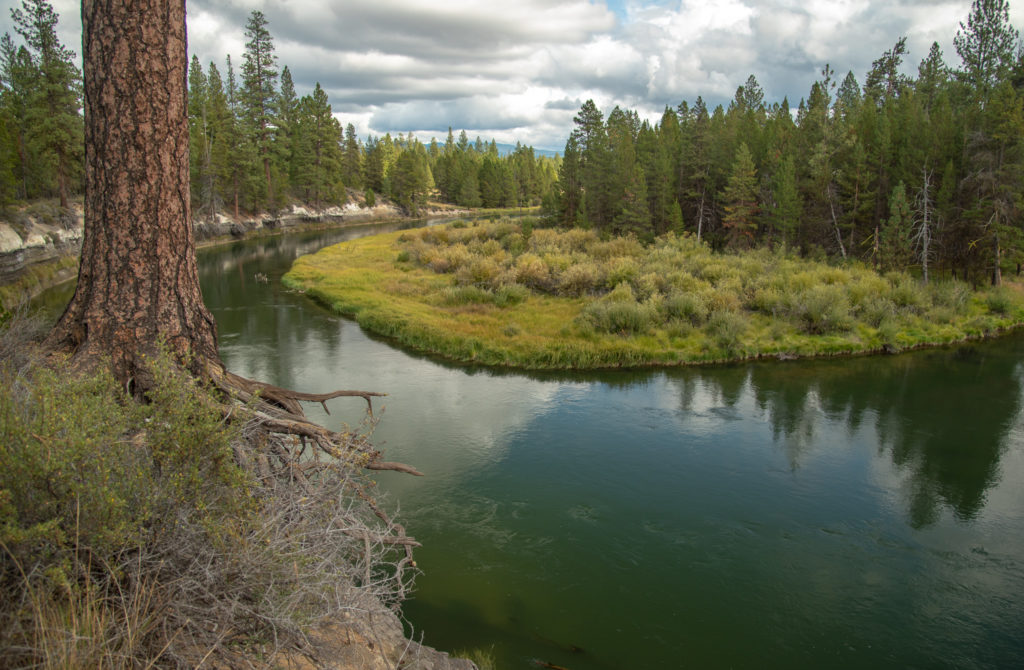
[
  {"x1": 223, "y1": 55, "x2": 246, "y2": 219},
  {"x1": 342, "y1": 123, "x2": 362, "y2": 190},
  {"x1": 0, "y1": 33, "x2": 35, "y2": 200},
  {"x1": 293, "y1": 83, "x2": 344, "y2": 210},
  {"x1": 391, "y1": 141, "x2": 433, "y2": 215},
  {"x1": 11, "y1": 0, "x2": 82, "y2": 207},
  {"x1": 188, "y1": 55, "x2": 215, "y2": 219},
  {"x1": 954, "y1": 0, "x2": 1019, "y2": 102},
  {"x1": 572, "y1": 100, "x2": 610, "y2": 228},
  {"x1": 274, "y1": 65, "x2": 298, "y2": 204},
  {"x1": 557, "y1": 134, "x2": 582, "y2": 225},
  {"x1": 721, "y1": 142, "x2": 759, "y2": 248},
  {"x1": 766, "y1": 154, "x2": 801, "y2": 247},
  {"x1": 880, "y1": 181, "x2": 914, "y2": 271},
  {"x1": 917, "y1": 42, "x2": 949, "y2": 113},
  {"x1": 205, "y1": 61, "x2": 231, "y2": 217},
  {"x1": 240, "y1": 10, "x2": 278, "y2": 210}
]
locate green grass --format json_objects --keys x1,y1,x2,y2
[{"x1": 283, "y1": 220, "x2": 1024, "y2": 369}]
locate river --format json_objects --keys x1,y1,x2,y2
[{"x1": 36, "y1": 224, "x2": 1024, "y2": 669}]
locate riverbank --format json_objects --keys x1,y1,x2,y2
[
  {"x1": 0, "y1": 197, "x2": 498, "y2": 308},
  {"x1": 0, "y1": 206, "x2": 485, "y2": 668},
  {"x1": 283, "y1": 219, "x2": 1024, "y2": 369}
]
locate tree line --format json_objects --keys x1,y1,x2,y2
[
  {"x1": 0, "y1": 2, "x2": 559, "y2": 220},
  {"x1": 555, "y1": 0, "x2": 1023, "y2": 285},
  {"x1": 184, "y1": 10, "x2": 555, "y2": 219}
]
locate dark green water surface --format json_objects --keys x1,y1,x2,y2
[{"x1": 37, "y1": 226, "x2": 1024, "y2": 669}]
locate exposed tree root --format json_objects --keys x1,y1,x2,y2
[
  {"x1": 205, "y1": 360, "x2": 422, "y2": 477},
  {"x1": 201, "y1": 356, "x2": 425, "y2": 600}
]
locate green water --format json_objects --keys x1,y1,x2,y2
[{"x1": 37, "y1": 227, "x2": 1024, "y2": 669}]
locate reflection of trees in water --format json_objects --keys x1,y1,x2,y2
[
  {"x1": 198, "y1": 232, "x2": 357, "y2": 388},
  {"x1": 675, "y1": 344, "x2": 1024, "y2": 527}
]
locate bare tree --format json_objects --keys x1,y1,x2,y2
[{"x1": 913, "y1": 167, "x2": 936, "y2": 283}]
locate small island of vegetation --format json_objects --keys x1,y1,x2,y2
[{"x1": 284, "y1": 218, "x2": 1024, "y2": 369}]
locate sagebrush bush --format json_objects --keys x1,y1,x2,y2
[
  {"x1": 515, "y1": 253, "x2": 551, "y2": 289},
  {"x1": 789, "y1": 284, "x2": 852, "y2": 334},
  {"x1": 0, "y1": 328, "x2": 416, "y2": 668},
  {"x1": 495, "y1": 283, "x2": 530, "y2": 307},
  {"x1": 663, "y1": 291, "x2": 709, "y2": 325},
  {"x1": 986, "y1": 288, "x2": 1014, "y2": 315},
  {"x1": 929, "y1": 281, "x2": 971, "y2": 313},
  {"x1": 559, "y1": 262, "x2": 600, "y2": 297},
  {"x1": 706, "y1": 310, "x2": 749, "y2": 352}
]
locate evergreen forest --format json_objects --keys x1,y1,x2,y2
[
  {"x1": 1, "y1": 0, "x2": 1023, "y2": 285},
  {"x1": 555, "y1": 2, "x2": 1024, "y2": 285}
]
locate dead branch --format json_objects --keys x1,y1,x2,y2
[
  {"x1": 365, "y1": 461, "x2": 425, "y2": 477},
  {"x1": 203, "y1": 359, "x2": 421, "y2": 480}
]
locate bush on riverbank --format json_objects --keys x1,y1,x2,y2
[
  {"x1": 284, "y1": 219, "x2": 1024, "y2": 368},
  {"x1": 0, "y1": 319, "x2": 414, "y2": 668}
]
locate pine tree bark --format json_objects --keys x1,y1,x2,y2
[{"x1": 48, "y1": 0, "x2": 218, "y2": 385}]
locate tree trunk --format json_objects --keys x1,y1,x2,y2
[{"x1": 48, "y1": 0, "x2": 218, "y2": 386}]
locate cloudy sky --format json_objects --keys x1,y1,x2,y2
[{"x1": 4, "y1": 0, "x2": 1022, "y2": 150}]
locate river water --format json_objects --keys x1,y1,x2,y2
[{"x1": 37, "y1": 225, "x2": 1024, "y2": 669}]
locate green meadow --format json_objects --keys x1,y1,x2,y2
[{"x1": 283, "y1": 219, "x2": 1024, "y2": 369}]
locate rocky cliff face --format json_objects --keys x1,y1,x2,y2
[
  {"x1": 0, "y1": 202, "x2": 407, "y2": 304},
  {"x1": 0, "y1": 212, "x2": 83, "y2": 286}
]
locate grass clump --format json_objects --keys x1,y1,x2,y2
[{"x1": 283, "y1": 219, "x2": 1024, "y2": 369}]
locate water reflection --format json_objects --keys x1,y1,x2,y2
[{"x1": 658, "y1": 348, "x2": 1024, "y2": 527}]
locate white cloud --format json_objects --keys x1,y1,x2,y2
[{"x1": 1, "y1": 0, "x2": 1021, "y2": 150}]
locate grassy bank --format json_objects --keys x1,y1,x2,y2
[{"x1": 283, "y1": 218, "x2": 1024, "y2": 369}]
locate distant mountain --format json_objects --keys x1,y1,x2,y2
[{"x1": 495, "y1": 142, "x2": 561, "y2": 159}]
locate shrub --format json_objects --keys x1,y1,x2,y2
[
  {"x1": 631, "y1": 272, "x2": 664, "y2": 301},
  {"x1": 543, "y1": 252, "x2": 573, "y2": 274},
  {"x1": 456, "y1": 257, "x2": 502, "y2": 287},
  {"x1": 502, "y1": 232, "x2": 527, "y2": 255},
  {"x1": 986, "y1": 288, "x2": 1014, "y2": 315},
  {"x1": 589, "y1": 236, "x2": 643, "y2": 260},
  {"x1": 856, "y1": 294, "x2": 897, "y2": 327},
  {"x1": 515, "y1": 253, "x2": 551, "y2": 289},
  {"x1": 928, "y1": 281, "x2": 971, "y2": 314},
  {"x1": 663, "y1": 291, "x2": 709, "y2": 325},
  {"x1": 528, "y1": 228, "x2": 561, "y2": 253},
  {"x1": 751, "y1": 286, "x2": 785, "y2": 316},
  {"x1": 890, "y1": 276, "x2": 926, "y2": 313},
  {"x1": 559, "y1": 262, "x2": 601, "y2": 297},
  {"x1": 579, "y1": 283, "x2": 656, "y2": 334},
  {"x1": 494, "y1": 283, "x2": 530, "y2": 307},
  {"x1": 789, "y1": 284, "x2": 852, "y2": 334},
  {"x1": 706, "y1": 310, "x2": 749, "y2": 352},
  {"x1": 481, "y1": 239, "x2": 503, "y2": 257},
  {"x1": 707, "y1": 277, "x2": 744, "y2": 313},
  {"x1": 0, "y1": 338, "x2": 416, "y2": 668},
  {"x1": 581, "y1": 300, "x2": 655, "y2": 335},
  {"x1": 604, "y1": 256, "x2": 639, "y2": 288}
]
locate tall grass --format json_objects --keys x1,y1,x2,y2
[{"x1": 284, "y1": 219, "x2": 1024, "y2": 369}]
